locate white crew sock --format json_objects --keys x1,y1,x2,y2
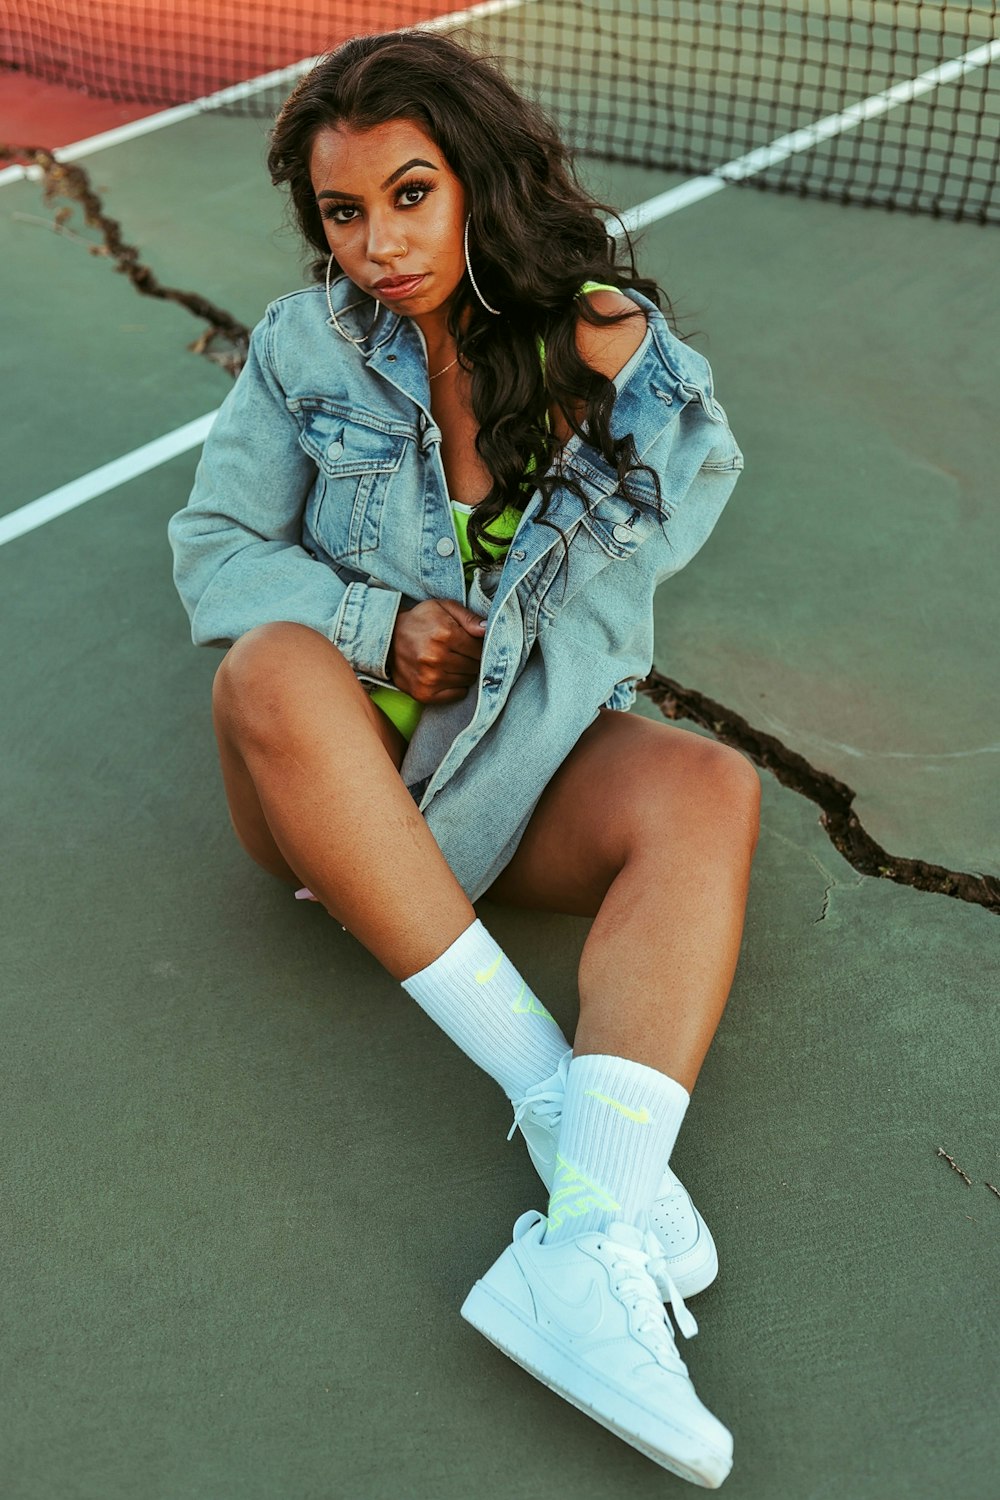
[
  {"x1": 400, "y1": 918, "x2": 570, "y2": 1101},
  {"x1": 543, "y1": 1053, "x2": 690, "y2": 1243}
]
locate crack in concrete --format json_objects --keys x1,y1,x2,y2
[
  {"x1": 638, "y1": 669, "x2": 1000, "y2": 916},
  {"x1": 765, "y1": 829, "x2": 865, "y2": 924},
  {"x1": 7, "y1": 148, "x2": 998, "y2": 918},
  {"x1": 813, "y1": 871, "x2": 866, "y2": 924},
  {"x1": 3, "y1": 146, "x2": 249, "y2": 374},
  {"x1": 816, "y1": 882, "x2": 832, "y2": 923}
]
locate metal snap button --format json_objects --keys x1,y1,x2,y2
[
  {"x1": 326, "y1": 439, "x2": 344, "y2": 459},
  {"x1": 612, "y1": 523, "x2": 634, "y2": 543},
  {"x1": 512, "y1": 548, "x2": 526, "y2": 561},
  {"x1": 436, "y1": 537, "x2": 456, "y2": 557}
]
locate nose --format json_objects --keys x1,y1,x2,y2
[{"x1": 366, "y1": 212, "x2": 405, "y2": 267}]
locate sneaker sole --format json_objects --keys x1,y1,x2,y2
[{"x1": 461, "y1": 1281, "x2": 732, "y2": 1489}]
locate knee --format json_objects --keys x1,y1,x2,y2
[
  {"x1": 696, "y1": 741, "x2": 762, "y2": 850},
  {"x1": 214, "y1": 621, "x2": 316, "y2": 709},
  {"x1": 640, "y1": 736, "x2": 760, "y2": 854},
  {"x1": 212, "y1": 622, "x2": 345, "y2": 739}
]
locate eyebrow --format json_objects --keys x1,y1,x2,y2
[{"x1": 316, "y1": 158, "x2": 439, "y2": 201}]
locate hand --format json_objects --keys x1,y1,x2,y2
[{"x1": 387, "y1": 597, "x2": 487, "y2": 703}]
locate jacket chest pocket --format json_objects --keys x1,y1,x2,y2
[{"x1": 298, "y1": 407, "x2": 408, "y2": 566}]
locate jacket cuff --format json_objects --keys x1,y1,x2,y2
[{"x1": 330, "y1": 582, "x2": 402, "y2": 680}]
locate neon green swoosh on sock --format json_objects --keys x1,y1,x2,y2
[
  {"x1": 584, "y1": 1089, "x2": 651, "y2": 1125},
  {"x1": 474, "y1": 952, "x2": 503, "y2": 984}
]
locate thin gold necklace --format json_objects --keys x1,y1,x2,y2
[{"x1": 428, "y1": 355, "x2": 459, "y2": 381}]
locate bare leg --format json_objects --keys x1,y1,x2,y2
[
  {"x1": 485, "y1": 710, "x2": 760, "y2": 1090},
  {"x1": 212, "y1": 624, "x2": 757, "y2": 1085},
  {"x1": 211, "y1": 622, "x2": 475, "y2": 979}
]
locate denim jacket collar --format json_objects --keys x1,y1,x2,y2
[{"x1": 326, "y1": 274, "x2": 717, "y2": 465}]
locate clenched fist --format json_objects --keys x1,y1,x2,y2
[{"x1": 387, "y1": 597, "x2": 488, "y2": 703}]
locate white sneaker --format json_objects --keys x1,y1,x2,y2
[
  {"x1": 508, "y1": 1055, "x2": 719, "y2": 1299},
  {"x1": 461, "y1": 1211, "x2": 733, "y2": 1488}
]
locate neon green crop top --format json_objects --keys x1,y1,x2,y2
[{"x1": 370, "y1": 282, "x2": 620, "y2": 743}]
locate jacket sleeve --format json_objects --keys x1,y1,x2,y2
[{"x1": 167, "y1": 308, "x2": 401, "y2": 676}]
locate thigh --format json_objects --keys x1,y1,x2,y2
[
  {"x1": 482, "y1": 708, "x2": 749, "y2": 917},
  {"x1": 212, "y1": 623, "x2": 408, "y2": 878}
]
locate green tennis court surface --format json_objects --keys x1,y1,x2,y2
[{"x1": 2, "y1": 11, "x2": 998, "y2": 1497}]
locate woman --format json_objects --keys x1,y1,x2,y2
[{"x1": 168, "y1": 29, "x2": 757, "y2": 1489}]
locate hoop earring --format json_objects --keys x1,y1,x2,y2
[
  {"x1": 325, "y1": 254, "x2": 380, "y2": 345},
  {"x1": 464, "y1": 216, "x2": 501, "y2": 316}
]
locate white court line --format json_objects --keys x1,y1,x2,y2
[
  {"x1": 4, "y1": 32, "x2": 999, "y2": 546},
  {"x1": 0, "y1": 0, "x2": 526, "y2": 188},
  {"x1": 0, "y1": 414, "x2": 217, "y2": 546}
]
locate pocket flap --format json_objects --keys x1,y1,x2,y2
[
  {"x1": 579, "y1": 494, "x2": 658, "y2": 560},
  {"x1": 298, "y1": 406, "x2": 408, "y2": 477}
]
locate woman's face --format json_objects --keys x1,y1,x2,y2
[{"x1": 309, "y1": 118, "x2": 467, "y2": 323}]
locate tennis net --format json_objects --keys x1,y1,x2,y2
[{"x1": 3, "y1": 1, "x2": 998, "y2": 223}]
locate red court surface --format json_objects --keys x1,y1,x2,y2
[
  {"x1": 3, "y1": 0, "x2": 463, "y2": 107},
  {"x1": 1, "y1": 69, "x2": 157, "y2": 148},
  {"x1": 2, "y1": 1, "x2": 473, "y2": 152}
]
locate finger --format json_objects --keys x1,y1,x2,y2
[
  {"x1": 441, "y1": 633, "x2": 484, "y2": 665},
  {"x1": 437, "y1": 598, "x2": 488, "y2": 636},
  {"x1": 411, "y1": 669, "x2": 478, "y2": 696},
  {"x1": 414, "y1": 648, "x2": 480, "y2": 682},
  {"x1": 420, "y1": 686, "x2": 471, "y2": 704}
]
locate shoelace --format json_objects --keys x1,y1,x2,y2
[
  {"x1": 645, "y1": 1235, "x2": 700, "y2": 1340},
  {"x1": 606, "y1": 1224, "x2": 699, "y2": 1359},
  {"x1": 506, "y1": 1087, "x2": 562, "y2": 1143}
]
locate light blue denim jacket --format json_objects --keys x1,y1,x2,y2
[{"x1": 168, "y1": 279, "x2": 744, "y2": 900}]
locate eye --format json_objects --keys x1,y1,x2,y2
[
  {"x1": 321, "y1": 202, "x2": 359, "y2": 225},
  {"x1": 397, "y1": 178, "x2": 436, "y2": 208}
]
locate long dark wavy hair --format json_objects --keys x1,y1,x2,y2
[{"x1": 267, "y1": 30, "x2": 677, "y2": 566}]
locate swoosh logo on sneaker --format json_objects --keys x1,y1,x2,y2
[
  {"x1": 523, "y1": 1129, "x2": 557, "y2": 1176},
  {"x1": 511, "y1": 981, "x2": 554, "y2": 1021},
  {"x1": 521, "y1": 1265, "x2": 605, "y2": 1339},
  {"x1": 474, "y1": 953, "x2": 503, "y2": 984},
  {"x1": 584, "y1": 1090, "x2": 651, "y2": 1125}
]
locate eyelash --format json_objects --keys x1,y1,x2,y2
[{"x1": 321, "y1": 178, "x2": 436, "y2": 225}]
